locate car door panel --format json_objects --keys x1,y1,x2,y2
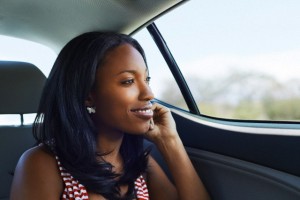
[
  {"x1": 189, "y1": 147, "x2": 300, "y2": 200},
  {"x1": 167, "y1": 109, "x2": 300, "y2": 199}
]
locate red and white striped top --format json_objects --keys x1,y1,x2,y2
[{"x1": 55, "y1": 156, "x2": 149, "y2": 200}]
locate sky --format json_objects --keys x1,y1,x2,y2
[{"x1": 155, "y1": 0, "x2": 300, "y2": 82}]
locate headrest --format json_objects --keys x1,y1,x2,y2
[{"x1": 0, "y1": 61, "x2": 46, "y2": 114}]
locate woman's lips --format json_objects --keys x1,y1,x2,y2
[{"x1": 130, "y1": 106, "x2": 153, "y2": 120}]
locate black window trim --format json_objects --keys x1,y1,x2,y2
[{"x1": 146, "y1": 23, "x2": 200, "y2": 115}]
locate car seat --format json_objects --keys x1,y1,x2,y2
[{"x1": 0, "y1": 61, "x2": 46, "y2": 200}]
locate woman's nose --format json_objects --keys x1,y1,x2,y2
[{"x1": 139, "y1": 82, "x2": 154, "y2": 101}]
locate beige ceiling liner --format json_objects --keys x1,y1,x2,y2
[{"x1": 0, "y1": 0, "x2": 184, "y2": 52}]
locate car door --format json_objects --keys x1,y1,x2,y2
[{"x1": 133, "y1": 1, "x2": 300, "y2": 199}]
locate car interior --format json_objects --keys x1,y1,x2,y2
[
  {"x1": 0, "y1": 61, "x2": 46, "y2": 199},
  {"x1": 1, "y1": 0, "x2": 300, "y2": 200}
]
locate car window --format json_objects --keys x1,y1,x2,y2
[
  {"x1": 133, "y1": 30, "x2": 188, "y2": 110},
  {"x1": 0, "y1": 35, "x2": 56, "y2": 76},
  {"x1": 0, "y1": 35, "x2": 56, "y2": 125},
  {"x1": 152, "y1": 0, "x2": 300, "y2": 121}
]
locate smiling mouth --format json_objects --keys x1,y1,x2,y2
[{"x1": 131, "y1": 108, "x2": 153, "y2": 120}]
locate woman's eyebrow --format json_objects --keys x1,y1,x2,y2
[
  {"x1": 115, "y1": 68, "x2": 148, "y2": 76},
  {"x1": 116, "y1": 70, "x2": 136, "y2": 76}
]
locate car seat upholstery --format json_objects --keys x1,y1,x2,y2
[{"x1": 0, "y1": 61, "x2": 46, "y2": 200}]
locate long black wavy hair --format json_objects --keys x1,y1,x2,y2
[{"x1": 33, "y1": 32, "x2": 150, "y2": 199}]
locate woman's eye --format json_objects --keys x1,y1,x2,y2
[
  {"x1": 121, "y1": 79, "x2": 134, "y2": 85},
  {"x1": 145, "y1": 76, "x2": 151, "y2": 84}
]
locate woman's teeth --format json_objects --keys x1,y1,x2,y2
[{"x1": 133, "y1": 109, "x2": 152, "y2": 113}]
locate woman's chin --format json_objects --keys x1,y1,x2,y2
[{"x1": 125, "y1": 123, "x2": 151, "y2": 136}]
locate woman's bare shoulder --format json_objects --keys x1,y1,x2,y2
[
  {"x1": 20, "y1": 145, "x2": 55, "y2": 163},
  {"x1": 15, "y1": 145, "x2": 60, "y2": 177},
  {"x1": 10, "y1": 145, "x2": 63, "y2": 199}
]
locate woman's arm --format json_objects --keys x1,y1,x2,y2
[
  {"x1": 10, "y1": 146, "x2": 63, "y2": 200},
  {"x1": 146, "y1": 156, "x2": 178, "y2": 199},
  {"x1": 145, "y1": 103, "x2": 211, "y2": 200}
]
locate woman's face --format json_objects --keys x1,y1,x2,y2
[{"x1": 88, "y1": 44, "x2": 154, "y2": 135}]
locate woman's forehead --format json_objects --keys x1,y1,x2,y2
[{"x1": 99, "y1": 44, "x2": 147, "y2": 74}]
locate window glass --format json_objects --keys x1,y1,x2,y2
[
  {"x1": 154, "y1": 0, "x2": 300, "y2": 121},
  {"x1": 0, "y1": 113, "x2": 36, "y2": 126},
  {"x1": 23, "y1": 113, "x2": 37, "y2": 125},
  {"x1": 0, "y1": 35, "x2": 56, "y2": 76},
  {"x1": 0, "y1": 115, "x2": 21, "y2": 126},
  {"x1": 133, "y1": 30, "x2": 188, "y2": 110},
  {"x1": 0, "y1": 36, "x2": 55, "y2": 126}
]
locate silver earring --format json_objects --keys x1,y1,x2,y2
[{"x1": 87, "y1": 107, "x2": 96, "y2": 114}]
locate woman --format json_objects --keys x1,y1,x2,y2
[{"x1": 10, "y1": 32, "x2": 210, "y2": 200}]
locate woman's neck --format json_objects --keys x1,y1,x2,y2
[{"x1": 96, "y1": 129, "x2": 124, "y2": 173}]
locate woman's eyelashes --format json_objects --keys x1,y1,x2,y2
[
  {"x1": 120, "y1": 76, "x2": 151, "y2": 86},
  {"x1": 145, "y1": 76, "x2": 151, "y2": 85},
  {"x1": 121, "y1": 78, "x2": 134, "y2": 85}
]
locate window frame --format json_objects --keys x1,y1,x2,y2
[{"x1": 146, "y1": 23, "x2": 200, "y2": 115}]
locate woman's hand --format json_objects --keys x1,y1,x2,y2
[
  {"x1": 144, "y1": 103, "x2": 178, "y2": 144},
  {"x1": 144, "y1": 103, "x2": 211, "y2": 200}
]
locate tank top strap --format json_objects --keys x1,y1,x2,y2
[
  {"x1": 134, "y1": 175, "x2": 149, "y2": 200},
  {"x1": 55, "y1": 156, "x2": 89, "y2": 200}
]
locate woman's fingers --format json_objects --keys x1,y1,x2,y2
[
  {"x1": 149, "y1": 118, "x2": 154, "y2": 130},
  {"x1": 145, "y1": 103, "x2": 177, "y2": 143}
]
